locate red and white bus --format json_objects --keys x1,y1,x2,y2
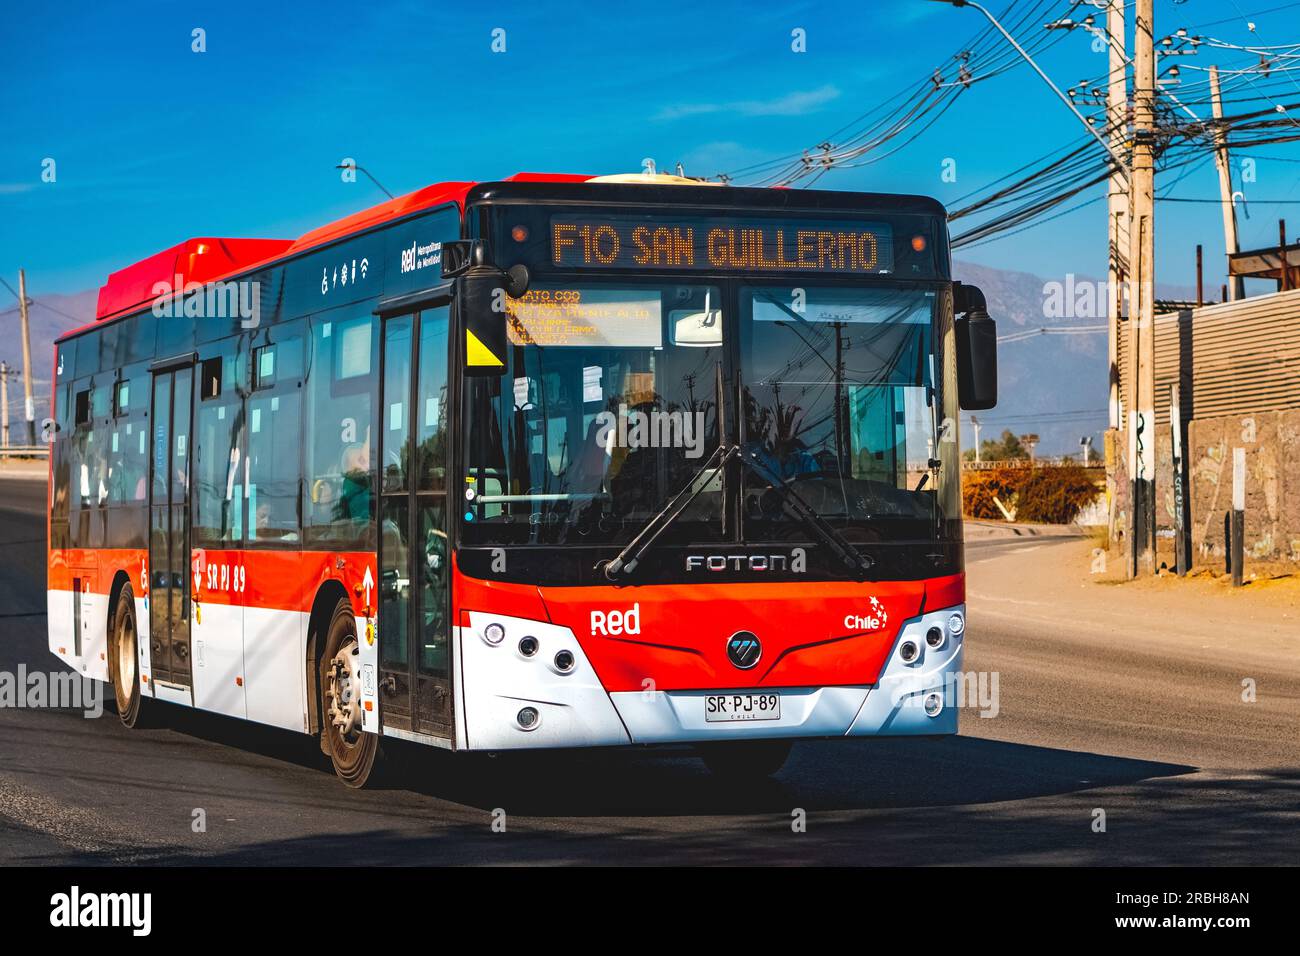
[{"x1": 47, "y1": 172, "x2": 997, "y2": 786}]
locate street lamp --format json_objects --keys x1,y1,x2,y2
[
  {"x1": 930, "y1": 0, "x2": 1130, "y2": 179},
  {"x1": 335, "y1": 162, "x2": 395, "y2": 199}
]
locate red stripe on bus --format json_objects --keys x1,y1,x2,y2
[
  {"x1": 50, "y1": 547, "x2": 377, "y2": 618},
  {"x1": 452, "y1": 558, "x2": 963, "y2": 693}
]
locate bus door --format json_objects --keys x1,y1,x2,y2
[
  {"x1": 378, "y1": 305, "x2": 452, "y2": 738},
  {"x1": 148, "y1": 361, "x2": 194, "y2": 687}
]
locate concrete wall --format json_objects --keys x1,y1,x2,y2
[
  {"x1": 1105, "y1": 409, "x2": 1300, "y2": 575},
  {"x1": 1188, "y1": 410, "x2": 1300, "y2": 573}
]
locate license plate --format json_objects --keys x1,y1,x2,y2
[{"x1": 705, "y1": 693, "x2": 781, "y2": 722}]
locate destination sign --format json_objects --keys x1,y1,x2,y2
[{"x1": 550, "y1": 215, "x2": 895, "y2": 274}]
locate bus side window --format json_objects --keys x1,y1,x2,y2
[
  {"x1": 247, "y1": 327, "x2": 304, "y2": 543},
  {"x1": 305, "y1": 313, "x2": 376, "y2": 548},
  {"x1": 193, "y1": 339, "x2": 246, "y2": 546}
]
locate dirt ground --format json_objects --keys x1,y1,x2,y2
[
  {"x1": 1089, "y1": 539, "x2": 1300, "y2": 615},
  {"x1": 968, "y1": 534, "x2": 1299, "y2": 664}
]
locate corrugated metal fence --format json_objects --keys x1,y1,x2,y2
[{"x1": 1117, "y1": 287, "x2": 1300, "y2": 426}]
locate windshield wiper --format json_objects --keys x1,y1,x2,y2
[
  {"x1": 601, "y1": 360, "x2": 732, "y2": 582},
  {"x1": 737, "y1": 450, "x2": 874, "y2": 579},
  {"x1": 600, "y1": 442, "x2": 737, "y2": 581}
]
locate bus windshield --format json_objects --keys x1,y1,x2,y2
[
  {"x1": 738, "y1": 284, "x2": 951, "y2": 543},
  {"x1": 462, "y1": 281, "x2": 725, "y2": 546},
  {"x1": 461, "y1": 281, "x2": 957, "y2": 548}
]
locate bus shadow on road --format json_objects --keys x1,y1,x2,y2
[
  {"x1": 107, "y1": 714, "x2": 1300, "y2": 865},
  {"x1": 154, "y1": 707, "x2": 1197, "y2": 817},
  {"x1": 386, "y1": 734, "x2": 1197, "y2": 817}
]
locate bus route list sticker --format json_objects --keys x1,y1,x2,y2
[{"x1": 506, "y1": 289, "x2": 663, "y2": 349}]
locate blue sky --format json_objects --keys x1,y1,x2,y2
[{"x1": 3, "y1": 0, "x2": 1299, "y2": 301}]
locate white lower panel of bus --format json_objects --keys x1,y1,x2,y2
[
  {"x1": 47, "y1": 588, "x2": 110, "y2": 684},
  {"x1": 458, "y1": 612, "x2": 630, "y2": 751},
  {"x1": 49, "y1": 588, "x2": 312, "y2": 734},
  {"x1": 191, "y1": 602, "x2": 246, "y2": 719},
  {"x1": 457, "y1": 604, "x2": 966, "y2": 750},
  {"x1": 611, "y1": 685, "x2": 870, "y2": 742},
  {"x1": 191, "y1": 603, "x2": 309, "y2": 732}
]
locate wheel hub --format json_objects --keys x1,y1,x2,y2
[{"x1": 327, "y1": 639, "x2": 364, "y2": 740}]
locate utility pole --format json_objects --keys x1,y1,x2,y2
[
  {"x1": 1209, "y1": 66, "x2": 1245, "y2": 302},
  {"x1": 1105, "y1": 0, "x2": 1130, "y2": 559},
  {"x1": 17, "y1": 269, "x2": 37, "y2": 445},
  {"x1": 1280, "y1": 219, "x2": 1289, "y2": 293},
  {"x1": 0, "y1": 362, "x2": 10, "y2": 446},
  {"x1": 1127, "y1": 0, "x2": 1157, "y2": 577},
  {"x1": 970, "y1": 415, "x2": 982, "y2": 463},
  {"x1": 1196, "y1": 245, "x2": 1204, "y2": 306},
  {"x1": 1106, "y1": 0, "x2": 1129, "y2": 434}
]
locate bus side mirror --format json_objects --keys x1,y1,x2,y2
[
  {"x1": 456, "y1": 267, "x2": 510, "y2": 376},
  {"x1": 449, "y1": 241, "x2": 531, "y2": 376},
  {"x1": 954, "y1": 283, "x2": 998, "y2": 410}
]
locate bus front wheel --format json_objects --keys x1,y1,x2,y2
[
  {"x1": 697, "y1": 739, "x2": 793, "y2": 779},
  {"x1": 108, "y1": 583, "x2": 149, "y2": 729},
  {"x1": 319, "y1": 597, "x2": 384, "y2": 788}
]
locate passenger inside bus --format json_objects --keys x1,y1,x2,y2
[{"x1": 310, "y1": 428, "x2": 372, "y2": 530}]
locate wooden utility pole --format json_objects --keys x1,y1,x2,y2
[
  {"x1": 17, "y1": 269, "x2": 37, "y2": 445},
  {"x1": 1196, "y1": 245, "x2": 1204, "y2": 306},
  {"x1": 1127, "y1": 0, "x2": 1157, "y2": 577},
  {"x1": 1209, "y1": 66, "x2": 1245, "y2": 302},
  {"x1": 1106, "y1": 0, "x2": 1129, "y2": 434},
  {"x1": 0, "y1": 362, "x2": 10, "y2": 447},
  {"x1": 1280, "y1": 219, "x2": 1289, "y2": 292}
]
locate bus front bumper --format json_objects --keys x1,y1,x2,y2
[
  {"x1": 459, "y1": 605, "x2": 965, "y2": 749},
  {"x1": 609, "y1": 604, "x2": 966, "y2": 742}
]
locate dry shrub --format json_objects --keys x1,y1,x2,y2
[
  {"x1": 962, "y1": 466, "x2": 1027, "y2": 520},
  {"x1": 963, "y1": 464, "x2": 1100, "y2": 524},
  {"x1": 1015, "y1": 463, "x2": 1101, "y2": 524}
]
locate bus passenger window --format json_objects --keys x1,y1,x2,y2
[
  {"x1": 248, "y1": 392, "x2": 302, "y2": 542},
  {"x1": 306, "y1": 314, "x2": 376, "y2": 547}
]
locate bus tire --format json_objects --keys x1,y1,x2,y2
[
  {"x1": 697, "y1": 739, "x2": 792, "y2": 779},
  {"x1": 319, "y1": 596, "x2": 384, "y2": 788},
  {"x1": 108, "y1": 583, "x2": 149, "y2": 729}
]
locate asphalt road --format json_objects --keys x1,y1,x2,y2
[{"x1": 1, "y1": 476, "x2": 1296, "y2": 865}]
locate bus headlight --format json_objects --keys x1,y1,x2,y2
[
  {"x1": 516, "y1": 707, "x2": 540, "y2": 730},
  {"x1": 925, "y1": 626, "x2": 944, "y2": 648},
  {"x1": 483, "y1": 622, "x2": 506, "y2": 645},
  {"x1": 924, "y1": 692, "x2": 943, "y2": 717},
  {"x1": 947, "y1": 612, "x2": 965, "y2": 637},
  {"x1": 899, "y1": 639, "x2": 919, "y2": 663}
]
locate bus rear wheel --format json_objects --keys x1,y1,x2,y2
[
  {"x1": 319, "y1": 597, "x2": 383, "y2": 788},
  {"x1": 698, "y1": 739, "x2": 793, "y2": 779},
  {"x1": 108, "y1": 584, "x2": 148, "y2": 729}
]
